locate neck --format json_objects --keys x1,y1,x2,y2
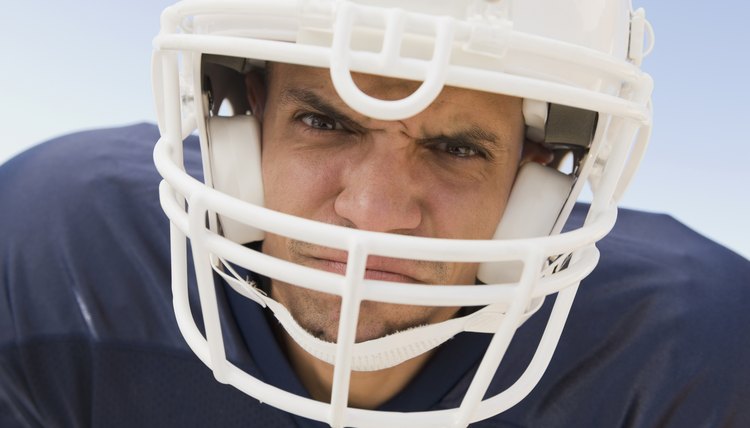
[{"x1": 279, "y1": 328, "x2": 434, "y2": 409}]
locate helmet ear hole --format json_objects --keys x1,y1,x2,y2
[
  {"x1": 477, "y1": 163, "x2": 574, "y2": 284},
  {"x1": 206, "y1": 115, "x2": 265, "y2": 243}
]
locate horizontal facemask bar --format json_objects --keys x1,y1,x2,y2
[
  {"x1": 154, "y1": 1, "x2": 653, "y2": 124},
  {"x1": 163, "y1": 192, "x2": 591, "y2": 428},
  {"x1": 156, "y1": 171, "x2": 608, "y2": 303},
  {"x1": 151, "y1": 3, "x2": 653, "y2": 425},
  {"x1": 156, "y1": 138, "x2": 616, "y2": 255},
  {"x1": 157, "y1": 0, "x2": 649, "y2": 87}
]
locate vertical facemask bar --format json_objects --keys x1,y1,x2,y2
[
  {"x1": 188, "y1": 192, "x2": 230, "y2": 383},
  {"x1": 160, "y1": 49, "x2": 203, "y2": 362},
  {"x1": 155, "y1": 47, "x2": 214, "y2": 366},
  {"x1": 329, "y1": 241, "x2": 369, "y2": 428},
  {"x1": 160, "y1": 50, "x2": 184, "y2": 171},
  {"x1": 159, "y1": 181, "x2": 210, "y2": 366},
  {"x1": 453, "y1": 247, "x2": 544, "y2": 427},
  {"x1": 613, "y1": 117, "x2": 652, "y2": 203},
  {"x1": 150, "y1": 2, "x2": 655, "y2": 426},
  {"x1": 475, "y1": 275, "x2": 585, "y2": 420},
  {"x1": 329, "y1": 2, "x2": 455, "y2": 120},
  {"x1": 587, "y1": 118, "x2": 641, "y2": 220},
  {"x1": 152, "y1": 50, "x2": 167, "y2": 136}
]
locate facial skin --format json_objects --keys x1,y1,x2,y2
[{"x1": 246, "y1": 63, "x2": 533, "y2": 407}]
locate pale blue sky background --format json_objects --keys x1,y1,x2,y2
[{"x1": 1, "y1": 1, "x2": 748, "y2": 259}]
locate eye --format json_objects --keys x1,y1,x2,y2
[
  {"x1": 433, "y1": 141, "x2": 485, "y2": 159},
  {"x1": 299, "y1": 113, "x2": 342, "y2": 131}
]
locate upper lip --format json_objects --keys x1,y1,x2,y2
[{"x1": 301, "y1": 249, "x2": 425, "y2": 283}]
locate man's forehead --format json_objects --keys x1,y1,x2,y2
[
  {"x1": 266, "y1": 63, "x2": 524, "y2": 149},
  {"x1": 269, "y1": 62, "x2": 415, "y2": 93},
  {"x1": 267, "y1": 62, "x2": 521, "y2": 111}
]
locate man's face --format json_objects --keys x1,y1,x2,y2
[{"x1": 259, "y1": 63, "x2": 524, "y2": 343}]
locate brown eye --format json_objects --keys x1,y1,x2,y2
[
  {"x1": 435, "y1": 141, "x2": 482, "y2": 158},
  {"x1": 447, "y1": 145, "x2": 478, "y2": 157},
  {"x1": 300, "y1": 113, "x2": 341, "y2": 131}
]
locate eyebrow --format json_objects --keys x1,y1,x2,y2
[
  {"x1": 280, "y1": 87, "x2": 508, "y2": 159},
  {"x1": 441, "y1": 126, "x2": 501, "y2": 148},
  {"x1": 280, "y1": 88, "x2": 365, "y2": 132},
  {"x1": 456, "y1": 126, "x2": 500, "y2": 147}
]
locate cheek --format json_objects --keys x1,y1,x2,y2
[
  {"x1": 261, "y1": 138, "x2": 342, "y2": 220},
  {"x1": 424, "y1": 168, "x2": 515, "y2": 240},
  {"x1": 430, "y1": 193, "x2": 499, "y2": 240}
]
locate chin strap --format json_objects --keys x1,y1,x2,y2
[{"x1": 212, "y1": 258, "x2": 543, "y2": 372}]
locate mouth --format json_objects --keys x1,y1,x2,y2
[{"x1": 302, "y1": 252, "x2": 424, "y2": 284}]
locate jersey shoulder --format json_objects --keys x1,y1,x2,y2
[
  {"x1": 568, "y1": 203, "x2": 749, "y2": 290},
  {"x1": 0, "y1": 125, "x2": 302, "y2": 427},
  {"x1": 0, "y1": 123, "x2": 201, "y2": 343},
  {"x1": 598, "y1": 205, "x2": 749, "y2": 301},
  {"x1": 535, "y1": 205, "x2": 750, "y2": 427}
]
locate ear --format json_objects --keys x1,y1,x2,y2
[
  {"x1": 521, "y1": 140, "x2": 554, "y2": 166},
  {"x1": 245, "y1": 70, "x2": 267, "y2": 119}
]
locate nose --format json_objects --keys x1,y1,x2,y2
[{"x1": 333, "y1": 143, "x2": 423, "y2": 234}]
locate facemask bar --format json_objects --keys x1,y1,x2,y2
[
  {"x1": 153, "y1": 105, "x2": 619, "y2": 425},
  {"x1": 329, "y1": 2, "x2": 455, "y2": 120},
  {"x1": 169, "y1": 174, "x2": 612, "y2": 427},
  {"x1": 153, "y1": 106, "x2": 617, "y2": 427},
  {"x1": 152, "y1": 87, "x2": 636, "y2": 427},
  {"x1": 152, "y1": 104, "x2": 640, "y2": 428},
  {"x1": 152, "y1": 1, "x2": 654, "y2": 426},
  {"x1": 153, "y1": 0, "x2": 653, "y2": 245},
  {"x1": 154, "y1": 0, "x2": 653, "y2": 124}
]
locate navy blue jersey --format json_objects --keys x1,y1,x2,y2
[{"x1": 1, "y1": 124, "x2": 749, "y2": 427}]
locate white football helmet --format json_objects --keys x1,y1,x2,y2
[{"x1": 152, "y1": 0, "x2": 653, "y2": 426}]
